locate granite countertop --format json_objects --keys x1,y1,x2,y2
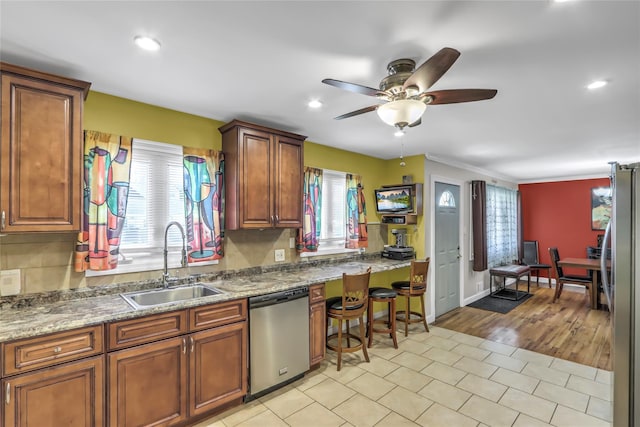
[{"x1": 0, "y1": 256, "x2": 411, "y2": 343}]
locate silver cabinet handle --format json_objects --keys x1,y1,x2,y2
[
  {"x1": 190, "y1": 336, "x2": 195, "y2": 353},
  {"x1": 182, "y1": 338, "x2": 186, "y2": 354},
  {"x1": 1, "y1": 211, "x2": 5, "y2": 230},
  {"x1": 5, "y1": 382, "x2": 9, "y2": 404},
  {"x1": 275, "y1": 214, "x2": 279, "y2": 224},
  {"x1": 270, "y1": 215, "x2": 274, "y2": 225}
]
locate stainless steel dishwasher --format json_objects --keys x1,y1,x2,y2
[{"x1": 247, "y1": 287, "x2": 310, "y2": 400}]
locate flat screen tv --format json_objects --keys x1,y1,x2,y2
[{"x1": 374, "y1": 186, "x2": 414, "y2": 213}]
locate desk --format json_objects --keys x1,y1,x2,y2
[{"x1": 558, "y1": 257, "x2": 611, "y2": 309}]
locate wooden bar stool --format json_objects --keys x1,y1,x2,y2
[
  {"x1": 326, "y1": 267, "x2": 371, "y2": 371},
  {"x1": 366, "y1": 287, "x2": 398, "y2": 349},
  {"x1": 392, "y1": 259, "x2": 430, "y2": 336}
]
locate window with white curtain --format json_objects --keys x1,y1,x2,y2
[
  {"x1": 486, "y1": 184, "x2": 518, "y2": 267},
  {"x1": 87, "y1": 139, "x2": 188, "y2": 276}
]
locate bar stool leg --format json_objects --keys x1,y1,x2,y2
[
  {"x1": 419, "y1": 294, "x2": 429, "y2": 333},
  {"x1": 405, "y1": 296, "x2": 410, "y2": 337},
  {"x1": 390, "y1": 297, "x2": 398, "y2": 349},
  {"x1": 359, "y1": 316, "x2": 369, "y2": 362},
  {"x1": 336, "y1": 318, "x2": 343, "y2": 371},
  {"x1": 367, "y1": 298, "x2": 374, "y2": 348}
]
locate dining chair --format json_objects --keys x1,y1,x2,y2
[
  {"x1": 392, "y1": 259, "x2": 430, "y2": 336},
  {"x1": 522, "y1": 240, "x2": 552, "y2": 287},
  {"x1": 326, "y1": 267, "x2": 371, "y2": 371},
  {"x1": 548, "y1": 247, "x2": 592, "y2": 303}
]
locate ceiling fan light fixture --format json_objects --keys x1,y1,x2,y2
[
  {"x1": 376, "y1": 99, "x2": 426, "y2": 128},
  {"x1": 587, "y1": 80, "x2": 608, "y2": 90},
  {"x1": 134, "y1": 35, "x2": 161, "y2": 51}
]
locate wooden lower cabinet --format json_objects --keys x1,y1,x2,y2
[
  {"x1": 108, "y1": 336, "x2": 188, "y2": 426},
  {"x1": 2, "y1": 355, "x2": 104, "y2": 427},
  {"x1": 309, "y1": 284, "x2": 326, "y2": 366},
  {"x1": 189, "y1": 322, "x2": 247, "y2": 417},
  {"x1": 107, "y1": 310, "x2": 248, "y2": 425}
]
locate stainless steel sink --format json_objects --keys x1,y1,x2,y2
[{"x1": 121, "y1": 284, "x2": 223, "y2": 309}]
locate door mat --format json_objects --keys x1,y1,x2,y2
[{"x1": 467, "y1": 292, "x2": 533, "y2": 314}]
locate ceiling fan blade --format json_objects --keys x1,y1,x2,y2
[
  {"x1": 408, "y1": 118, "x2": 422, "y2": 127},
  {"x1": 403, "y1": 47, "x2": 461, "y2": 92},
  {"x1": 426, "y1": 89, "x2": 497, "y2": 105},
  {"x1": 334, "y1": 105, "x2": 379, "y2": 120},
  {"x1": 322, "y1": 78, "x2": 385, "y2": 97}
]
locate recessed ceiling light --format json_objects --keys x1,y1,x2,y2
[
  {"x1": 587, "y1": 80, "x2": 608, "y2": 90},
  {"x1": 134, "y1": 35, "x2": 161, "y2": 51},
  {"x1": 308, "y1": 99, "x2": 322, "y2": 109}
]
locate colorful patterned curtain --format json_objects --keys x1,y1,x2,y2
[
  {"x1": 183, "y1": 148, "x2": 225, "y2": 263},
  {"x1": 296, "y1": 167, "x2": 323, "y2": 252},
  {"x1": 357, "y1": 182, "x2": 369, "y2": 248},
  {"x1": 75, "y1": 131, "x2": 133, "y2": 272},
  {"x1": 345, "y1": 174, "x2": 368, "y2": 249}
]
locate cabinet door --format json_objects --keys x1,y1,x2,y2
[
  {"x1": 273, "y1": 135, "x2": 303, "y2": 228},
  {"x1": 239, "y1": 127, "x2": 273, "y2": 228},
  {"x1": 2, "y1": 356, "x2": 104, "y2": 427},
  {"x1": 108, "y1": 337, "x2": 188, "y2": 426},
  {"x1": 189, "y1": 322, "x2": 247, "y2": 417},
  {"x1": 309, "y1": 302, "x2": 326, "y2": 366},
  {"x1": 0, "y1": 72, "x2": 84, "y2": 232}
]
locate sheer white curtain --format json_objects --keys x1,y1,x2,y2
[{"x1": 486, "y1": 185, "x2": 518, "y2": 267}]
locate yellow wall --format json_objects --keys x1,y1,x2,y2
[{"x1": 84, "y1": 91, "x2": 223, "y2": 149}]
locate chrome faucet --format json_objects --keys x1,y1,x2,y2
[{"x1": 163, "y1": 221, "x2": 188, "y2": 288}]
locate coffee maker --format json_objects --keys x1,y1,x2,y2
[{"x1": 382, "y1": 229, "x2": 415, "y2": 260}]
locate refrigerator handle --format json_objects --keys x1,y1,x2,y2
[{"x1": 601, "y1": 220, "x2": 613, "y2": 311}]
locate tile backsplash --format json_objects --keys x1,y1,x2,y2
[{"x1": 0, "y1": 224, "x2": 387, "y2": 295}]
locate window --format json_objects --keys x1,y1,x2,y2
[
  {"x1": 438, "y1": 190, "x2": 456, "y2": 207},
  {"x1": 302, "y1": 169, "x2": 358, "y2": 257},
  {"x1": 486, "y1": 185, "x2": 518, "y2": 267},
  {"x1": 87, "y1": 139, "x2": 188, "y2": 276}
]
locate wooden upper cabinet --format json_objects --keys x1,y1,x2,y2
[
  {"x1": 220, "y1": 120, "x2": 305, "y2": 229},
  {"x1": 0, "y1": 62, "x2": 91, "y2": 233}
]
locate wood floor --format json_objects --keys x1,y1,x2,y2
[{"x1": 433, "y1": 283, "x2": 612, "y2": 370}]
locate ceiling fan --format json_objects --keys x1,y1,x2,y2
[{"x1": 322, "y1": 47, "x2": 497, "y2": 130}]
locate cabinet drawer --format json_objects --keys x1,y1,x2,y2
[
  {"x1": 309, "y1": 283, "x2": 325, "y2": 304},
  {"x1": 189, "y1": 299, "x2": 247, "y2": 332},
  {"x1": 108, "y1": 310, "x2": 187, "y2": 351},
  {"x1": 3, "y1": 325, "x2": 103, "y2": 376}
]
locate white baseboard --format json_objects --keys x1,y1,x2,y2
[{"x1": 463, "y1": 289, "x2": 491, "y2": 306}]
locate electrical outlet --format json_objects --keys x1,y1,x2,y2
[
  {"x1": 0, "y1": 269, "x2": 21, "y2": 296},
  {"x1": 289, "y1": 237, "x2": 295, "y2": 249},
  {"x1": 476, "y1": 281, "x2": 483, "y2": 292},
  {"x1": 274, "y1": 249, "x2": 285, "y2": 262}
]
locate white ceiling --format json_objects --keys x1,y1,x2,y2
[{"x1": 1, "y1": 1, "x2": 639, "y2": 182}]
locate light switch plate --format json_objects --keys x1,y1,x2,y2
[
  {"x1": 275, "y1": 249, "x2": 285, "y2": 262},
  {"x1": 0, "y1": 269, "x2": 21, "y2": 296}
]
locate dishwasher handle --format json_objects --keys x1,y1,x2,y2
[{"x1": 249, "y1": 287, "x2": 308, "y2": 309}]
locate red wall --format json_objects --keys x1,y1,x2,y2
[{"x1": 519, "y1": 178, "x2": 609, "y2": 277}]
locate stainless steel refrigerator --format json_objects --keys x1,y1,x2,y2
[{"x1": 602, "y1": 162, "x2": 640, "y2": 426}]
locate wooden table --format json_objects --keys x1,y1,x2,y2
[{"x1": 558, "y1": 257, "x2": 610, "y2": 309}]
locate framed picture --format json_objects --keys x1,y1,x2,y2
[{"x1": 591, "y1": 187, "x2": 612, "y2": 230}]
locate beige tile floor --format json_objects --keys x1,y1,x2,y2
[{"x1": 193, "y1": 325, "x2": 612, "y2": 427}]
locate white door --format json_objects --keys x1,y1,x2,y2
[{"x1": 434, "y1": 182, "x2": 461, "y2": 317}]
